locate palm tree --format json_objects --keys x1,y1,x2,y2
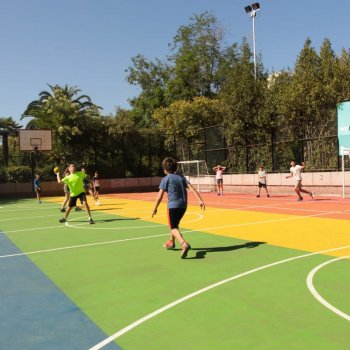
[
  {"x1": 0, "y1": 117, "x2": 22, "y2": 167},
  {"x1": 21, "y1": 84, "x2": 100, "y2": 130}
]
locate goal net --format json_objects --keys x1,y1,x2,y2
[
  {"x1": 177, "y1": 160, "x2": 215, "y2": 192},
  {"x1": 341, "y1": 147, "x2": 350, "y2": 198}
]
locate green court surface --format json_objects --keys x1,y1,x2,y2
[{"x1": 0, "y1": 196, "x2": 349, "y2": 349}]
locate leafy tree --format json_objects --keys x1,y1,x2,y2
[
  {"x1": 219, "y1": 39, "x2": 268, "y2": 172},
  {"x1": 126, "y1": 12, "x2": 237, "y2": 128},
  {"x1": 126, "y1": 55, "x2": 170, "y2": 128},
  {"x1": 0, "y1": 117, "x2": 22, "y2": 167},
  {"x1": 165, "y1": 12, "x2": 226, "y2": 101},
  {"x1": 21, "y1": 84, "x2": 101, "y2": 163},
  {"x1": 154, "y1": 96, "x2": 226, "y2": 157}
]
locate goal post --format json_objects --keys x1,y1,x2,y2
[{"x1": 177, "y1": 160, "x2": 215, "y2": 192}]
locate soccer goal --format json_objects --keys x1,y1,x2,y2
[
  {"x1": 178, "y1": 160, "x2": 215, "y2": 192},
  {"x1": 341, "y1": 147, "x2": 350, "y2": 198}
]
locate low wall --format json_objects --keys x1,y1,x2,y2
[
  {"x1": 0, "y1": 172, "x2": 349, "y2": 197},
  {"x1": 190, "y1": 171, "x2": 350, "y2": 196},
  {"x1": 0, "y1": 177, "x2": 162, "y2": 198}
]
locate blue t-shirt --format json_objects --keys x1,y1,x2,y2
[
  {"x1": 34, "y1": 178, "x2": 40, "y2": 189},
  {"x1": 159, "y1": 173, "x2": 189, "y2": 209}
]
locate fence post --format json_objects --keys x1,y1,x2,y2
[{"x1": 271, "y1": 127, "x2": 275, "y2": 172}]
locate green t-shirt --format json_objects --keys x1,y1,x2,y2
[{"x1": 62, "y1": 171, "x2": 87, "y2": 197}]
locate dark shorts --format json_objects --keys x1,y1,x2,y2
[
  {"x1": 168, "y1": 208, "x2": 186, "y2": 229},
  {"x1": 258, "y1": 182, "x2": 266, "y2": 188},
  {"x1": 94, "y1": 186, "x2": 100, "y2": 192},
  {"x1": 69, "y1": 192, "x2": 87, "y2": 208},
  {"x1": 216, "y1": 179, "x2": 223, "y2": 185}
]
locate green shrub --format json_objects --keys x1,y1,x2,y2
[
  {"x1": 7, "y1": 166, "x2": 32, "y2": 183},
  {"x1": 36, "y1": 163, "x2": 57, "y2": 181}
]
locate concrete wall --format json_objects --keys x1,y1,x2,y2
[
  {"x1": 0, "y1": 177, "x2": 162, "y2": 198},
  {"x1": 189, "y1": 171, "x2": 350, "y2": 196},
  {"x1": 1, "y1": 172, "x2": 349, "y2": 197}
]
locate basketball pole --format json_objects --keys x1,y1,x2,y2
[{"x1": 30, "y1": 150, "x2": 35, "y2": 197}]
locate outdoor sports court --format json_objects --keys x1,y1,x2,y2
[{"x1": 1, "y1": 192, "x2": 349, "y2": 349}]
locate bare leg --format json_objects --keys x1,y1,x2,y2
[{"x1": 295, "y1": 187, "x2": 303, "y2": 199}]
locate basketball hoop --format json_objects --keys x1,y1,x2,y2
[{"x1": 19, "y1": 129, "x2": 52, "y2": 152}]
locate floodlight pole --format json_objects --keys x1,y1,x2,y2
[
  {"x1": 251, "y1": 11, "x2": 257, "y2": 80},
  {"x1": 245, "y1": 3, "x2": 260, "y2": 80}
]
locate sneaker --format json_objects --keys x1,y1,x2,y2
[
  {"x1": 256, "y1": 195, "x2": 260, "y2": 198},
  {"x1": 163, "y1": 240, "x2": 175, "y2": 249},
  {"x1": 59, "y1": 218, "x2": 66, "y2": 223},
  {"x1": 217, "y1": 193, "x2": 220, "y2": 196},
  {"x1": 309, "y1": 192, "x2": 314, "y2": 199},
  {"x1": 89, "y1": 218, "x2": 95, "y2": 224},
  {"x1": 95, "y1": 201, "x2": 101, "y2": 205},
  {"x1": 181, "y1": 243, "x2": 191, "y2": 259},
  {"x1": 75, "y1": 207, "x2": 82, "y2": 211},
  {"x1": 297, "y1": 197, "x2": 303, "y2": 201},
  {"x1": 267, "y1": 194, "x2": 270, "y2": 198},
  {"x1": 60, "y1": 208, "x2": 66, "y2": 213}
]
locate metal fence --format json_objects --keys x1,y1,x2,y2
[
  {"x1": 0, "y1": 126, "x2": 347, "y2": 183},
  {"x1": 176, "y1": 125, "x2": 344, "y2": 173}
]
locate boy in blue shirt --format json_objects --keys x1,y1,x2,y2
[
  {"x1": 152, "y1": 157, "x2": 205, "y2": 259},
  {"x1": 34, "y1": 174, "x2": 41, "y2": 203}
]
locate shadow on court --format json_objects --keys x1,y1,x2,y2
[
  {"x1": 71, "y1": 217, "x2": 140, "y2": 223},
  {"x1": 187, "y1": 241, "x2": 266, "y2": 259}
]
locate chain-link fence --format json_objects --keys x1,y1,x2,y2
[
  {"x1": 177, "y1": 125, "x2": 344, "y2": 173},
  {"x1": 0, "y1": 126, "x2": 346, "y2": 183}
]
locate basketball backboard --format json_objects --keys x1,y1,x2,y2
[{"x1": 19, "y1": 129, "x2": 52, "y2": 151}]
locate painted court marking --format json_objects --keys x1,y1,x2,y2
[
  {"x1": 88, "y1": 245, "x2": 350, "y2": 350},
  {"x1": 307, "y1": 255, "x2": 350, "y2": 322},
  {"x1": 65, "y1": 212, "x2": 204, "y2": 230}
]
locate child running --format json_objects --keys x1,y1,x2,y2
[
  {"x1": 256, "y1": 164, "x2": 270, "y2": 198},
  {"x1": 152, "y1": 157, "x2": 205, "y2": 259},
  {"x1": 285, "y1": 160, "x2": 314, "y2": 201},
  {"x1": 56, "y1": 163, "x2": 94, "y2": 224}
]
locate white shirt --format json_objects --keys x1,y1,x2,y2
[
  {"x1": 258, "y1": 170, "x2": 266, "y2": 184},
  {"x1": 215, "y1": 169, "x2": 223, "y2": 180},
  {"x1": 290, "y1": 165, "x2": 302, "y2": 181}
]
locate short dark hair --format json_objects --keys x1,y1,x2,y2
[{"x1": 162, "y1": 157, "x2": 178, "y2": 173}]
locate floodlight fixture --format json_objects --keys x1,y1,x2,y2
[
  {"x1": 252, "y1": 3, "x2": 260, "y2": 11},
  {"x1": 244, "y1": 5, "x2": 252, "y2": 13},
  {"x1": 244, "y1": 3, "x2": 261, "y2": 79}
]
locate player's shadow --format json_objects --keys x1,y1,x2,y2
[
  {"x1": 97, "y1": 217, "x2": 140, "y2": 223},
  {"x1": 187, "y1": 241, "x2": 266, "y2": 259}
]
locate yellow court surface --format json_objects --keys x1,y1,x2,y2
[{"x1": 47, "y1": 193, "x2": 350, "y2": 258}]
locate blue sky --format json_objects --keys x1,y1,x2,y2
[{"x1": 1, "y1": 0, "x2": 349, "y2": 125}]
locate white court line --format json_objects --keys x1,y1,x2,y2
[
  {"x1": 3, "y1": 207, "x2": 340, "y2": 238},
  {"x1": 0, "y1": 214, "x2": 62, "y2": 222},
  {"x1": 306, "y1": 255, "x2": 350, "y2": 322},
  {"x1": 0, "y1": 233, "x2": 169, "y2": 259},
  {"x1": 66, "y1": 213, "x2": 204, "y2": 230},
  {"x1": 88, "y1": 244, "x2": 350, "y2": 350},
  {"x1": 0, "y1": 208, "x2": 336, "y2": 254}
]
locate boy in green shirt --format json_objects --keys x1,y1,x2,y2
[{"x1": 55, "y1": 163, "x2": 94, "y2": 224}]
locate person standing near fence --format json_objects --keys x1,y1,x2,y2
[
  {"x1": 152, "y1": 157, "x2": 205, "y2": 259},
  {"x1": 213, "y1": 165, "x2": 226, "y2": 196},
  {"x1": 285, "y1": 160, "x2": 314, "y2": 201},
  {"x1": 92, "y1": 171, "x2": 101, "y2": 205},
  {"x1": 34, "y1": 174, "x2": 41, "y2": 204},
  {"x1": 256, "y1": 164, "x2": 270, "y2": 198}
]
